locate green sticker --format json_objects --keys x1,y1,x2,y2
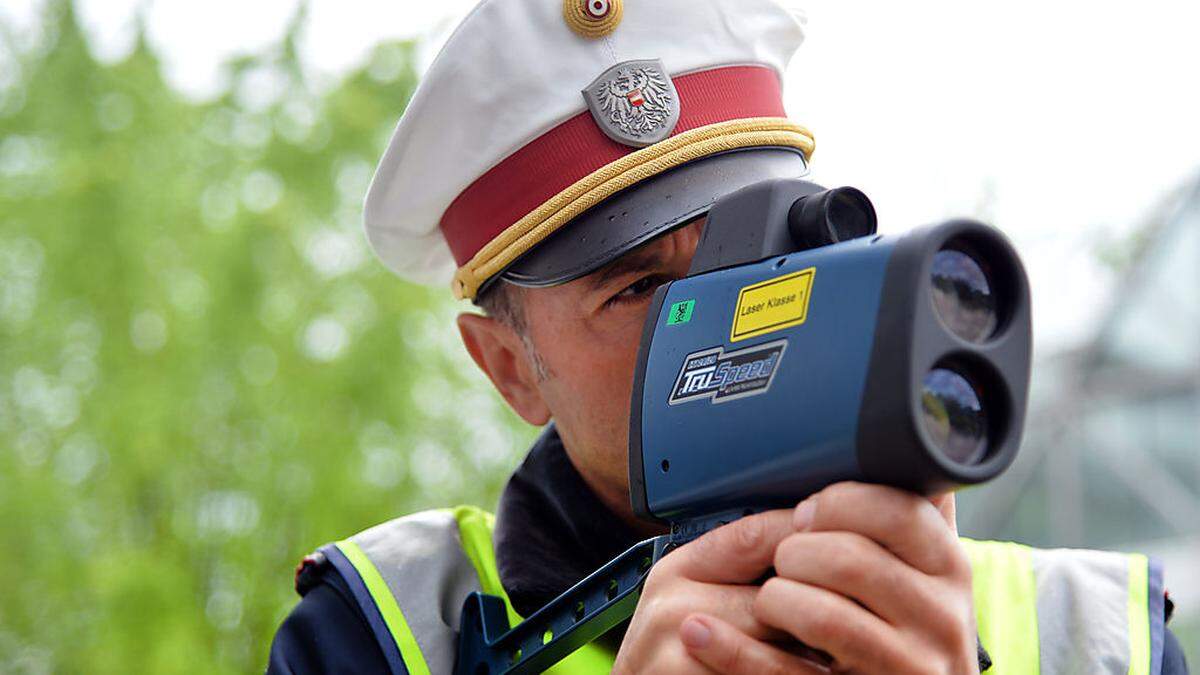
[{"x1": 667, "y1": 299, "x2": 695, "y2": 325}]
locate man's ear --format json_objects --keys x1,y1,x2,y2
[{"x1": 457, "y1": 313, "x2": 551, "y2": 426}]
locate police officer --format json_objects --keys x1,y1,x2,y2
[{"x1": 268, "y1": 0, "x2": 1189, "y2": 672}]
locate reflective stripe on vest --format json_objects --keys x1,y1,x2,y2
[
  {"x1": 963, "y1": 538, "x2": 1166, "y2": 675},
  {"x1": 328, "y1": 511, "x2": 1164, "y2": 675},
  {"x1": 331, "y1": 506, "x2": 614, "y2": 674}
]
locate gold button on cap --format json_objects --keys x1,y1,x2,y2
[{"x1": 564, "y1": 0, "x2": 623, "y2": 39}]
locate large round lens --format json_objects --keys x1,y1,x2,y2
[
  {"x1": 921, "y1": 368, "x2": 987, "y2": 465},
  {"x1": 931, "y1": 247, "x2": 997, "y2": 343}
]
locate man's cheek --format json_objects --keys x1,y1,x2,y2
[{"x1": 558, "y1": 363, "x2": 629, "y2": 432}]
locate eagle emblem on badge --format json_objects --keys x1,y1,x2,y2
[{"x1": 583, "y1": 59, "x2": 680, "y2": 148}]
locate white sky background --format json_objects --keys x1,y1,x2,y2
[{"x1": 5, "y1": 0, "x2": 1199, "y2": 355}]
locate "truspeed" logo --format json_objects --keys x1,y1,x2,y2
[{"x1": 668, "y1": 340, "x2": 787, "y2": 405}]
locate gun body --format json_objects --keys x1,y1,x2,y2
[
  {"x1": 632, "y1": 216, "x2": 1030, "y2": 530},
  {"x1": 632, "y1": 235, "x2": 891, "y2": 523}
]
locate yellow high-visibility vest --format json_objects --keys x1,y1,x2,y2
[{"x1": 318, "y1": 505, "x2": 1165, "y2": 674}]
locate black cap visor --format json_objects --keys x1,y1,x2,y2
[{"x1": 486, "y1": 147, "x2": 808, "y2": 294}]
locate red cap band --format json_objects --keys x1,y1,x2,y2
[{"x1": 439, "y1": 65, "x2": 787, "y2": 267}]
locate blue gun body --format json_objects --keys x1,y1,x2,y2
[{"x1": 634, "y1": 234, "x2": 896, "y2": 524}]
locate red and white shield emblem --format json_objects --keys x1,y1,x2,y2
[{"x1": 582, "y1": 58, "x2": 680, "y2": 148}]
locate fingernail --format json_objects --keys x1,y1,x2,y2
[
  {"x1": 680, "y1": 616, "x2": 712, "y2": 649},
  {"x1": 794, "y1": 499, "x2": 815, "y2": 531}
]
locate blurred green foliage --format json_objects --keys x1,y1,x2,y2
[{"x1": 0, "y1": 3, "x2": 536, "y2": 672}]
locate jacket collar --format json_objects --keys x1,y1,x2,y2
[{"x1": 492, "y1": 424, "x2": 642, "y2": 618}]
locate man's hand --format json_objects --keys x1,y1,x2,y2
[
  {"x1": 612, "y1": 509, "x2": 828, "y2": 674},
  {"x1": 682, "y1": 482, "x2": 980, "y2": 675}
]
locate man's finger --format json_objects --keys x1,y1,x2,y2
[
  {"x1": 794, "y1": 482, "x2": 965, "y2": 576},
  {"x1": 680, "y1": 614, "x2": 829, "y2": 675},
  {"x1": 773, "y1": 531, "x2": 942, "y2": 625},
  {"x1": 670, "y1": 582, "x2": 792, "y2": 643},
  {"x1": 754, "y1": 577, "x2": 909, "y2": 674},
  {"x1": 930, "y1": 492, "x2": 958, "y2": 534},
  {"x1": 667, "y1": 509, "x2": 795, "y2": 583}
]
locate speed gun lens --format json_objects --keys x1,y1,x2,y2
[
  {"x1": 920, "y1": 368, "x2": 987, "y2": 465},
  {"x1": 931, "y1": 246, "x2": 997, "y2": 343}
]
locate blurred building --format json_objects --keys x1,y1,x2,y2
[{"x1": 959, "y1": 173, "x2": 1200, "y2": 644}]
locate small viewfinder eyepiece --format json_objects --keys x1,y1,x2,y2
[{"x1": 787, "y1": 187, "x2": 878, "y2": 251}]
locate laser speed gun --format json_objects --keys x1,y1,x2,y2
[{"x1": 455, "y1": 179, "x2": 1032, "y2": 675}]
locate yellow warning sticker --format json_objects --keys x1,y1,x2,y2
[{"x1": 730, "y1": 268, "x2": 816, "y2": 342}]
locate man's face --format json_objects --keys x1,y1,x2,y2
[{"x1": 458, "y1": 221, "x2": 703, "y2": 522}]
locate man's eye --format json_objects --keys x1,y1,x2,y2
[{"x1": 607, "y1": 276, "x2": 664, "y2": 306}]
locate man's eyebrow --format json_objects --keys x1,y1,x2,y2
[{"x1": 588, "y1": 248, "x2": 664, "y2": 291}]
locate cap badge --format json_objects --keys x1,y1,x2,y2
[
  {"x1": 582, "y1": 59, "x2": 681, "y2": 148},
  {"x1": 564, "y1": 0, "x2": 623, "y2": 39}
]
